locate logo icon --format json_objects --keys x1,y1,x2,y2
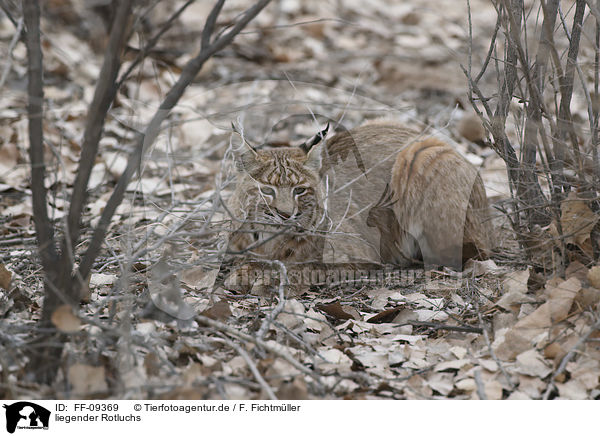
[{"x1": 3, "y1": 402, "x2": 50, "y2": 433}]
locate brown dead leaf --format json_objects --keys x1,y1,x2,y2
[
  {"x1": 587, "y1": 265, "x2": 600, "y2": 289},
  {"x1": 458, "y1": 112, "x2": 485, "y2": 142},
  {"x1": 561, "y1": 192, "x2": 598, "y2": 255},
  {"x1": 68, "y1": 363, "x2": 108, "y2": 396},
  {"x1": 574, "y1": 287, "x2": 600, "y2": 309},
  {"x1": 277, "y1": 376, "x2": 309, "y2": 400},
  {"x1": 565, "y1": 260, "x2": 588, "y2": 282},
  {"x1": 0, "y1": 264, "x2": 11, "y2": 290},
  {"x1": 568, "y1": 358, "x2": 600, "y2": 390},
  {"x1": 200, "y1": 300, "x2": 232, "y2": 321},
  {"x1": 543, "y1": 342, "x2": 563, "y2": 360},
  {"x1": 367, "y1": 307, "x2": 402, "y2": 323},
  {"x1": 51, "y1": 304, "x2": 81, "y2": 333},
  {"x1": 181, "y1": 266, "x2": 218, "y2": 290},
  {"x1": 434, "y1": 359, "x2": 471, "y2": 372},
  {"x1": 494, "y1": 328, "x2": 538, "y2": 361},
  {"x1": 426, "y1": 372, "x2": 454, "y2": 396},
  {"x1": 317, "y1": 301, "x2": 361, "y2": 321},
  {"x1": 496, "y1": 270, "x2": 535, "y2": 312},
  {"x1": 494, "y1": 278, "x2": 581, "y2": 360},
  {"x1": 143, "y1": 352, "x2": 161, "y2": 377},
  {"x1": 545, "y1": 277, "x2": 581, "y2": 321}
]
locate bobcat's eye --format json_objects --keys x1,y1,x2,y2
[
  {"x1": 293, "y1": 187, "x2": 307, "y2": 196},
  {"x1": 260, "y1": 186, "x2": 275, "y2": 196}
]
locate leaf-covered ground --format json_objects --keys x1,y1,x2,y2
[{"x1": 0, "y1": 0, "x2": 599, "y2": 399}]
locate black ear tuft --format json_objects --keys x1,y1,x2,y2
[{"x1": 300, "y1": 123, "x2": 330, "y2": 154}]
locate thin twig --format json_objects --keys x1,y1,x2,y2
[
  {"x1": 257, "y1": 260, "x2": 288, "y2": 340},
  {"x1": 215, "y1": 334, "x2": 278, "y2": 400},
  {"x1": 195, "y1": 314, "x2": 322, "y2": 385},
  {"x1": 474, "y1": 368, "x2": 487, "y2": 400}
]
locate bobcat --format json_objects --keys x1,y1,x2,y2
[{"x1": 227, "y1": 120, "x2": 491, "y2": 274}]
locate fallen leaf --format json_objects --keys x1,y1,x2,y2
[
  {"x1": 51, "y1": 305, "x2": 81, "y2": 333},
  {"x1": 465, "y1": 258, "x2": 501, "y2": 276},
  {"x1": 181, "y1": 266, "x2": 218, "y2": 290},
  {"x1": 367, "y1": 307, "x2": 402, "y2": 323},
  {"x1": 316, "y1": 348, "x2": 353, "y2": 372},
  {"x1": 556, "y1": 379, "x2": 588, "y2": 399},
  {"x1": 545, "y1": 277, "x2": 581, "y2": 321},
  {"x1": 455, "y1": 378, "x2": 476, "y2": 392},
  {"x1": 413, "y1": 308, "x2": 448, "y2": 322},
  {"x1": 543, "y1": 342, "x2": 564, "y2": 360},
  {"x1": 349, "y1": 346, "x2": 389, "y2": 368},
  {"x1": 277, "y1": 376, "x2": 309, "y2": 400},
  {"x1": 494, "y1": 277, "x2": 582, "y2": 360},
  {"x1": 200, "y1": 300, "x2": 232, "y2": 320},
  {"x1": 574, "y1": 287, "x2": 600, "y2": 309},
  {"x1": 565, "y1": 260, "x2": 588, "y2": 282},
  {"x1": 515, "y1": 349, "x2": 552, "y2": 378},
  {"x1": 426, "y1": 372, "x2": 454, "y2": 395},
  {"x1": 496, "y1": 270, "x2": 535, "y2": 311},
  {"x1": 450, "y1": 346, "x2": 467, "y2": 359},
  {"x1": 587, "y1": 265, "x2": 600, "y2": 289},
  {"x1": 89, "y1": 273, "x2": 116, "y2": 287},
  {"x1": 561, "y1": 192, "x2": 598, "y2": 255},
  {"x1": 0, "y1": 264, "x2": 11, "y2": 290},
  {"x1": 317, "y1": 301, "x2": 361, "y2": 321},
  {"x1": 506, "y1": 391, "x2": 531, "y2": 400},
  {"x1": 484, "y1": 379, "x2": 503, "y2": 400},
  {"x1": 303, "y1": 308, "x2": 328, "y2": 331},
  {"x1": 435, "y1": 359, "x2": 471, "y2": 372},
  {"x1": 68, "y1": 364, "x2": 108, "y2": 396},
  {"x1": 277, "y1": 299, "x2": 305, "y2": 329}
]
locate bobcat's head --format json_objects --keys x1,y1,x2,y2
[{"x1": 234, "y1": 125, "x2": 328, "y2": 231}]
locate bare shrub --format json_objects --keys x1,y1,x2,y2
[{"x1": 465, "y1": 0, "x2": 600, "y2": 274}]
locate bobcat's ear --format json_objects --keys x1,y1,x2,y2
[
  {"x1": 235, "y1": 142, "x2": 260, "y2": 173},
  {"x1": 232, "y1": 122, "x2": 259, "y2": 173},
  {"x1": 302, "y1": 123, "x2": 329, "y2": 171},
  {"x1": 300, "y1": 123, "x2": 329, "y2": 154}
]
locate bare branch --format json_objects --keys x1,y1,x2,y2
[
  {"x1": 257, "y1": 260, "x2": 288, "y2": 340},
  {"x1": 555, "y1": 0, "x2": 587, "y2": 190},
  {"x1": 216, "y1": 334, "x2": 278, "y2": 400},
  {"x1": 63, "y1": 0, "x2": 134, "y2": 269},
  {"x1": 23, "y1": 0, "x2": 57, "y2": 271},
  {"x1": 201, "y1": 0, "x2": 225, "y2": 50},
  {"x1": 77, "y1": 0, "x2": 272, "y2": 282}
]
